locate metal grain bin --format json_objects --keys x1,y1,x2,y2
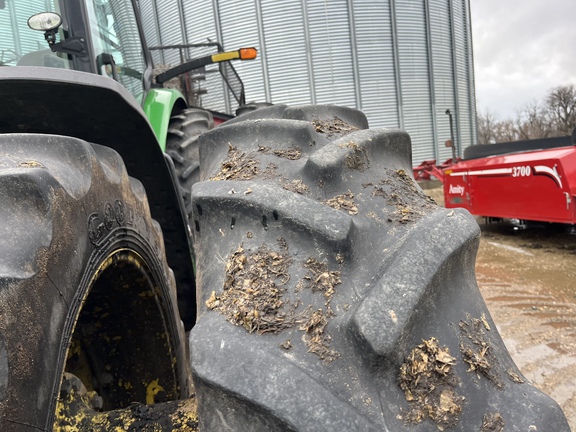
[{"x1": 140, "y1": 0, "x2": 477, "y2": 163}]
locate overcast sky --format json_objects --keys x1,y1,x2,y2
[{"x1": 470, "y1": 0, "x2": 576, "y2": 120}]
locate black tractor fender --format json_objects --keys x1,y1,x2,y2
[{"x1": 0, "y1": 66, "x2": 197, "y2": 329}]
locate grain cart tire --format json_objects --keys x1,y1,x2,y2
[
  {"x1": 189, "y1": 105, "x2": 570, "y2": 431},
  {"x1": 166, "y1": 108, "x2": 214, "y2": 220},
  {"x1": 0, "y1": 134, "x2": 191, "y2": 431}
]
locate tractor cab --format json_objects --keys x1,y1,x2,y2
[
  {"x1": 1, "y1": 0, "x2": 149, "y2": 102},
  {"x1": 0, "y1": 0, "x2": 254, "y2": 124}
]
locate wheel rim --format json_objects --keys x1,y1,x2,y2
[{"x1": 55, "y1": 249, "x2": 182, "y2": 429}]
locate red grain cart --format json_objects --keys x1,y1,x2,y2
[{"x1": 442, "y1": 131, "x2": 576, "y2": 224}]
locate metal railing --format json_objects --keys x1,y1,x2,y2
[{"x1": 149, "y1": 42, "x2": 245, "y2": 115}]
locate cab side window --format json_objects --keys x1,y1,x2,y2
[
  {"x1": 88, "y1": 0, "x2": 145, "y2": 100},
  {"x1": 0, "y1": 0, "x2": 70, "y2": 69}
]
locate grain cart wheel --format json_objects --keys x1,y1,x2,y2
[
  {"x1": 166, "y1": 108, "x2": 214, "y2": 220},
  {"x1": 0, "y1": 135, "x2": 191, "y2": 431},
  {"x1": 189, "y1": 105, "x2": 570, "y2": 431}
]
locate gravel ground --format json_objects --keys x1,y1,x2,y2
[{"x1": 425, "y1": 186, "x2": 576, "y2": 430}]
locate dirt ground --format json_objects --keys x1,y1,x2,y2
[{"x1": 425, "y1": 186, "x2": 576, "y2": 430}]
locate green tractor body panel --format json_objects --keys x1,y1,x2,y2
[{"x1": 143, "y1": 88, "x2": 187, "y2": 151}]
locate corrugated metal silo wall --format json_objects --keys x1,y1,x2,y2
[{"x1": 141, "y1": 0, "x2": 477, "y2": 163}]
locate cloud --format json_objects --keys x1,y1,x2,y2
[{"x1": 471, "y1": 0, "x2": 576, "y2": 119}]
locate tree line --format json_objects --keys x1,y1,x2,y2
[{"x1": 477, "y1": 84, "x2": 576, "y2": 144}]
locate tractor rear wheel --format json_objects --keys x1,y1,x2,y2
[
  {"x1": 0, "y1": 134, "x2": 191, "y2": 431},
  {"x1": 189, "y1": 105, "x2": 570, "y2": 431},
  {"x1": 166, "y1": 108, "x2": 214, "y2": 221}
]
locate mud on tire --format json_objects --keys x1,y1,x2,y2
[
  {"x1": 0, "y1": 134, "x2": 190, "y2": 431},
  {"x1": 189, "y1": 105, "x2": 570, "y2": 431}
]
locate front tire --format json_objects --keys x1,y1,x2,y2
[
  {"x1": 189, "y1": 105, "x2": 569, "y2": 431},
  {"x1": 0, "y1": 134, "x2": 190, "y2": 431}
]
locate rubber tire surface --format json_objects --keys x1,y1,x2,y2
[
  {"x1": 235, "y1": 102, "x2": 275, "y2": 117},
  {"x1": 166, "y1": 108, "x2": 214, "y2": 221},
  {"x1": 189, "y1": 105, "x2": 569, "y2": 431},
  {"x1": 0, "y1": 134, "x2": 189, "y2": 431}
]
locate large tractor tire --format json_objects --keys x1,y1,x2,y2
[
  {"x1": 0, "y1": 135, "x2": 191, "y2": 431},
  {"x1": 166, "y1": 108, "x2": 214, "y2": 222},
  {"x1": 235, "y1": 102, "x2": 275, "y2": 117},
  {"x1": 189, "y1": 105, "x2": 570, "y2": 431}
]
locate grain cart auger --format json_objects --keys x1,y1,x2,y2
[{"x1": 0, "y1": 1, "x2": 570, "y2": 431}]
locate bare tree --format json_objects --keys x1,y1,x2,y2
[
  {"x1": 477, "y1": 111, "x2": 519, "y2": 144},
  {"x1": 515, "y1": 101, "x2": 552, "y2": 140},
  {"x1": 546, "y1": 84, "x2": 576, "y2": 136},
  {"x1": 495, "y1": 119, "x2": 518, "y2": 142},
  {"x1": 476, "y1": 83, "x2": 575, "y2": 144},
  {"x1": 477, "y1": 110, "x2": 498, "y2": 144}
]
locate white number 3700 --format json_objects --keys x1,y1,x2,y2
[{"x1": 512, "y1": 166, "x2": 531, "y2": 177}]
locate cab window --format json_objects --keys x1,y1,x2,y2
[
  {"x1": 0, "y1": 0, "x2": 71, "y2": 69},
  {"x1": 86, "y1": 0, "x2": 145, "y2": 100}
]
